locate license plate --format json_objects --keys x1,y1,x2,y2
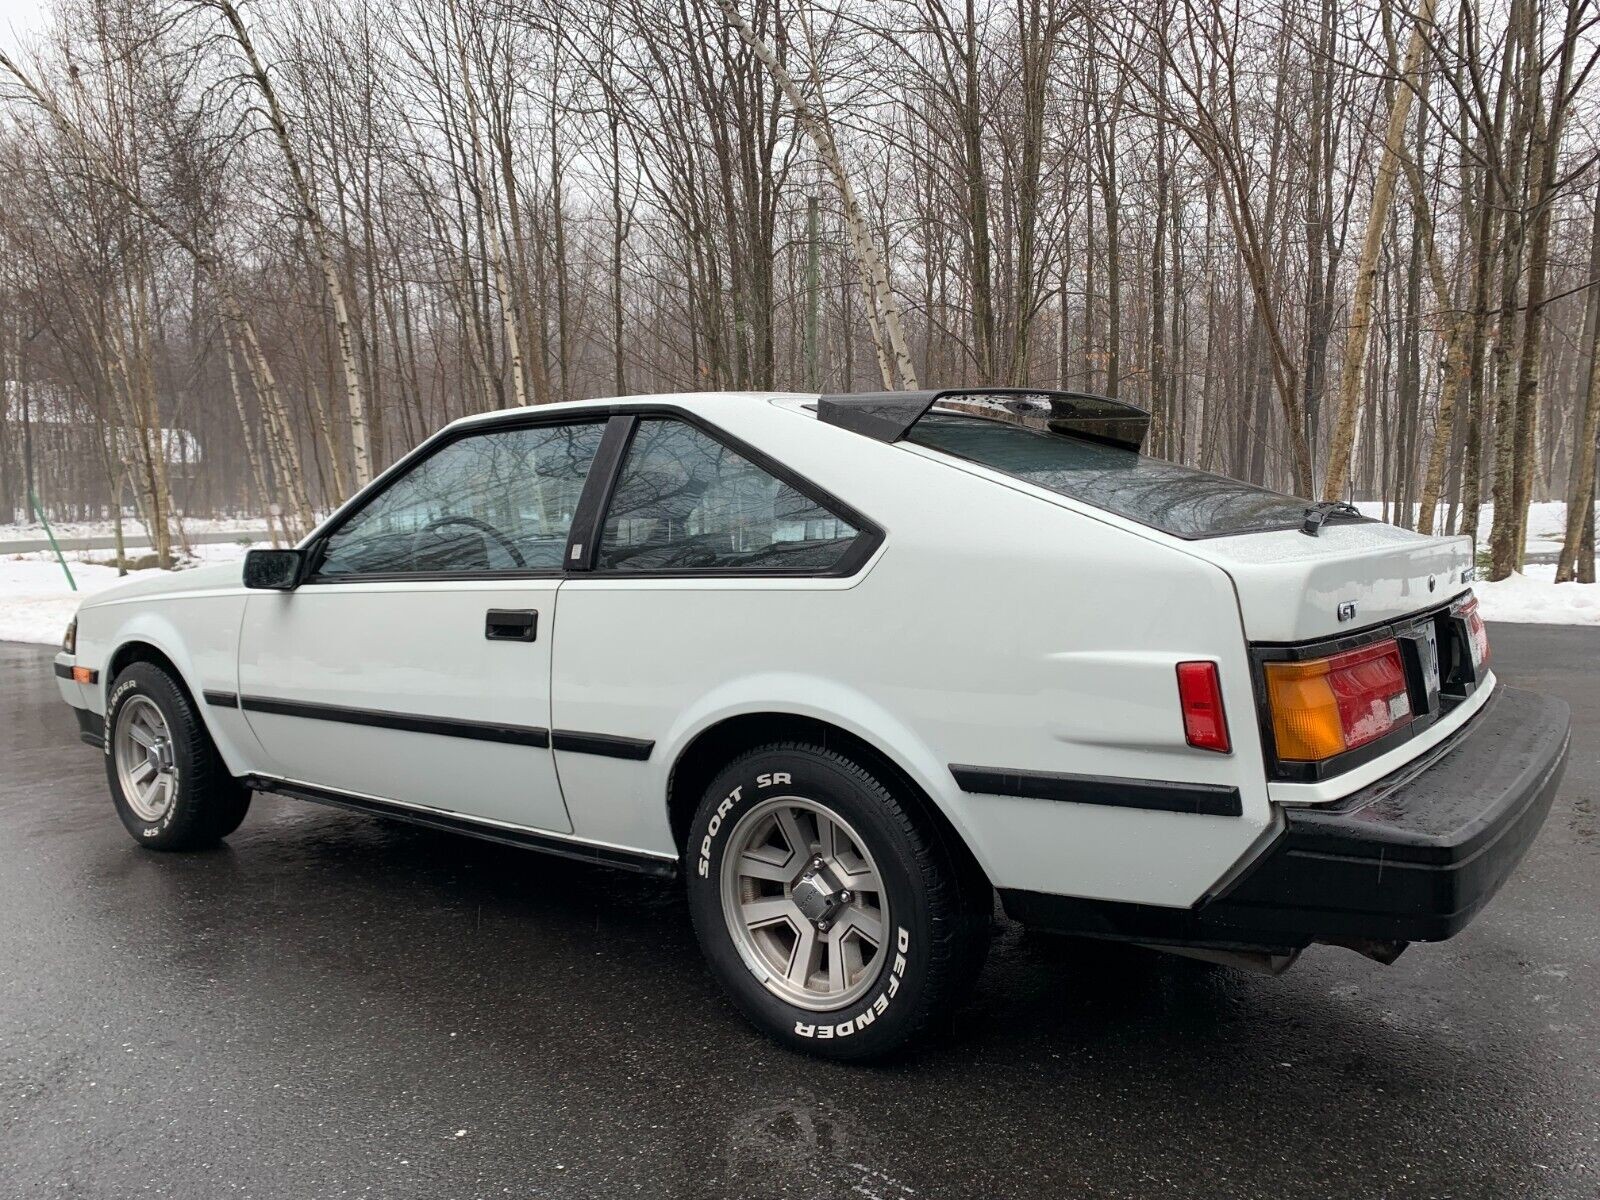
[{"x1": 1399, "y1": 619, "x2": 1442, "y2": 714}]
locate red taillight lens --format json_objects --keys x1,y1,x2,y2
[
  {"x1": 1264, "y1": 638, "x2": 1413, "y2": 761},
  {"x1": 1458, "y1": 594, "x2": 1491, "y2": 670},
  {"x1": 1176, "y1": 661, "x2": 1231, "y2": 753}
]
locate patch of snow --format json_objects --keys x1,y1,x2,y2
[
  {"x1": 1473, "y1": 565, "x2": 1600, "y2": 626},
  {"x1": 1353, "y1": 500, "x2": 1588, "y2": 555},
  {"x1": 0, "y1": 544, "x2": 260, "y2": 645},
  {"x1": 0, "y1": 516, "x2": 270, "y2": 541}
]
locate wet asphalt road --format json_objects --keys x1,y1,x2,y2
[{"x1": 1, "y1": 629, "x2": 1595, "y2": 1199}]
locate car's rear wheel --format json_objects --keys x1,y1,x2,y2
[
  {"x1": 686, "y1": 742, "x2": 991, "y2": 1060},
  {"x1": 104, "y1": 661, "x2": 251, "y2": 850}
]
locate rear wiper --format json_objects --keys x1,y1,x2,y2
[{"x1": 1301, "y1": 500, "x2": 1361, "y2": 537}]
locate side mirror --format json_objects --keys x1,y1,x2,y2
[{"x1": 243, "y1": 548, "x2": 305, "y2": 591}]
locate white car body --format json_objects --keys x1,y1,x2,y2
[{"x1": 56, "y1": 389, "x2": 1567, "y2": 966}]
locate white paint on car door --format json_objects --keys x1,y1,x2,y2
[
  {"x1": 236, "y1": 417, "x2": 611, "y2": 834},
  {"x1": 238, "y1": 579, "x2": 571, "y2": 832}
]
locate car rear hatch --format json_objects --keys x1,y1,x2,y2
[
  {"x1": 821, "y1": 388, "x2": 1489, "y2": 785},
  {"x1": 1183, "y1": 521, "x2": 1474, "y2": 644}
]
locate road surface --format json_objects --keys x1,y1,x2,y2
[{"x1": 1, "y1": 626, "x2": 1595, "y2": 1197}]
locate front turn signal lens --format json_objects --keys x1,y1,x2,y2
[{"x1": 1265, "y1": 639, "x2": 1413, "y2": 762}]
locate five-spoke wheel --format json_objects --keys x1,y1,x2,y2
[
  {"x1": 113, "y1": 695, "x2": 179, "y2": 822},
  {"x1": 686, "y1": 742, "x2": 992, "y2": 1060},
  {"x1": 104, "y1": 661, "x2": 251, "y2": 849},
  {"x1": 721, "y1": 797, "x2": 891, "y2": 1010}
]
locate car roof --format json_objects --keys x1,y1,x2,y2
[{"x1": 442, "y1": 391, "x2": 821, "y2": 433}]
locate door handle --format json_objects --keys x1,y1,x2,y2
[{"x1": 485, "y1": 609, "x2": 538, "y2": 642}]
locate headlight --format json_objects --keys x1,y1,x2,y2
[{"x1": 62, "y1": 617, "x2": 77, "y2": 656}]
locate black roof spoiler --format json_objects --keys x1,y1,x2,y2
[{"x1": 815, "y1": 388, "x2": 1151, "y2": 452}]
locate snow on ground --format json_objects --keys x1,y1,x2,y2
[
  {"x1": 0, "y1": 515, "x2": 267, "y2": 542},
  {"x1": 1473, "y1": 565, "x2": 1600, "y2": 626},
  {"x1": 0, "y1": 543, "x2": 261, "y2": 646},
  {"x1": 1352, "y1": 499, "x2": 1577, "y2": 549}
]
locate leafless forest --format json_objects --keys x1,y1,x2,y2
[{"x1": 0, "y1": 0, "x2": 1597, "y2": 580}]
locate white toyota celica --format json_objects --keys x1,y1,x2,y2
[{"x1": 56, "y1": 389, "x2": 1570, "y2": 1059}]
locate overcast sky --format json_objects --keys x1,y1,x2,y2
[{"x1": 0, "y1": 0, "x2": 47, "y2": 53}]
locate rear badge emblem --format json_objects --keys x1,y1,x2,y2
[{"x1": 1337, "y1": 602, "x2": 1357, "y2": 622}]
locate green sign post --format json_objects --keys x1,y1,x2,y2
[{"x1": 28, "y1": 490, "x2": 76, "y2": 592}]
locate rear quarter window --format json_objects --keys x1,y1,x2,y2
[{"x1": 907, "y1": 412, "x2": 1366, "y2": 539}]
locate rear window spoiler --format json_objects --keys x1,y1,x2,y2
[{"x1": 815, "y1": 388, "x2": 1151, "y2": 452}]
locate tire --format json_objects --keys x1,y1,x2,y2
[
  {"x1": 686, "y1": 742, "x2": 991, "y2": 1060},
  {"x1": 103, "y1": 661, "x2": 251, "y2": 850}
]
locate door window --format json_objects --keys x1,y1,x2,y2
[
  {"x1": 597, "y1": 418, "x2": 861, "y2": 572},
  {"x1": 318, "y1": 422, "x2": 606, "y2": 576}
]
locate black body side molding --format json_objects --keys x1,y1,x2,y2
[
  {"x1": 950, "y1": 765, "x2": 1243, "y2": 817},
  {"x1": 238, "y1": 695, "x2": 550, "y2": 748},
  {"x1": 204, "y1": 690, "x2": 240, "y2": 708},
  {"x1": 552, "y1": 730, "x2": 655, "y2": 760},
  {"x1": 244, "y1": 775, "x2": 677, "y2": 878}
]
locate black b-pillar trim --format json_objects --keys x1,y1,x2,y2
[
  {"x1": 562, "y1": 414, "x2": 635, "y2": 572},
  {"x1": 950, "y1": 765, "x2": 1243, "y2": 817},
  {"x1": 238, "y1": 695, "x2": 550, "y2": 748}
]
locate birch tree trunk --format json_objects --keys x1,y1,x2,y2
[
  {"x1": 1556, "y1": 179, "x2": 1600, "y2": 582},
  {"x1": 1321, "y1": 0, "x2": 1436, "y2": 501},
  {"x1": 715, "y1": 0, "x2": 918, "y2": 390},
  {"x1": 205, "y1": 0, "x2": 371, "y2": 488}
]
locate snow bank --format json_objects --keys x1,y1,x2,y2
[
  {"x1": 0, "y1": 516, "x2": 268, "y2": 542},
  {"x1": 0, "y1": 544, "x2": 259, "y2": 646},
  {"x1": 1473, "y1": 566, "x2": 1600, "y2": 627},
  {"x1": 1352, "y1": 499, "x2": 1580, "y2": 548}
]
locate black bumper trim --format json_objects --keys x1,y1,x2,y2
[
  {"x1": 951, "y1": 765, "x2": 1242, "y2": 817},
  {"x1": 74, "y1": 707, "x2": 105, "y2": 750},
  {"x1": 55, "y1": 662, "x2": 98, "y2": 683},
  {"x1": 1001, "y1": 686, "x2": 1569, "y2": 948}
]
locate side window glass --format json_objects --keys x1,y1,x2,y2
[
  {"x1": 318, "y1": 422, "x2": 606, "y2": 576},
  {"x1": 597, "y1": 418, "x2": 861, "y2": 572}
]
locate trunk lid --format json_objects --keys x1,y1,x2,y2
[{"x1": 1188, "y1": 522, "x2": 1474, "y2": 643}]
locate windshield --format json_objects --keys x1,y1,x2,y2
[{"x1": 906, "y1": 411, "x2": 1367, "y2": 539}]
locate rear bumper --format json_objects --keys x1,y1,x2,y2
[{"x1": 1001, "y1": 685, "x2": 1570, "y2": 950}]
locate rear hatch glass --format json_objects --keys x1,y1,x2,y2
[{"x1": 907, "y1": 410, "x2": 1370, "y2": 540}]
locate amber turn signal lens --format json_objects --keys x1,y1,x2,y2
[
  {"x1": 1264, "y1": 659, "x2": 1346, "y2": 761},
  {"x1": 1264, "y1": 639, "x2": 1413, "y2": 762},
  {"x1": 72, "y1": 666, "x2": 95, "y2": 684}
]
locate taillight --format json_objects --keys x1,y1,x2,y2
[
  {"x1": 1264, "y1": 639, "x2": 1412, "y2": 762},
  {"x1": 1176, "y1": 661, "x2": 1231, "y2": 753},
  {"x1": 1457, "y1": 594, "x2": 1491, "y2": 670}
]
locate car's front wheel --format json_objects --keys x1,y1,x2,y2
[
  {"x1": 104, "y1": 661, "x2": 251, "y2": 850},
  {"x1": 686, "y1": 743, "x2": 990, "y2": 1060}
]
